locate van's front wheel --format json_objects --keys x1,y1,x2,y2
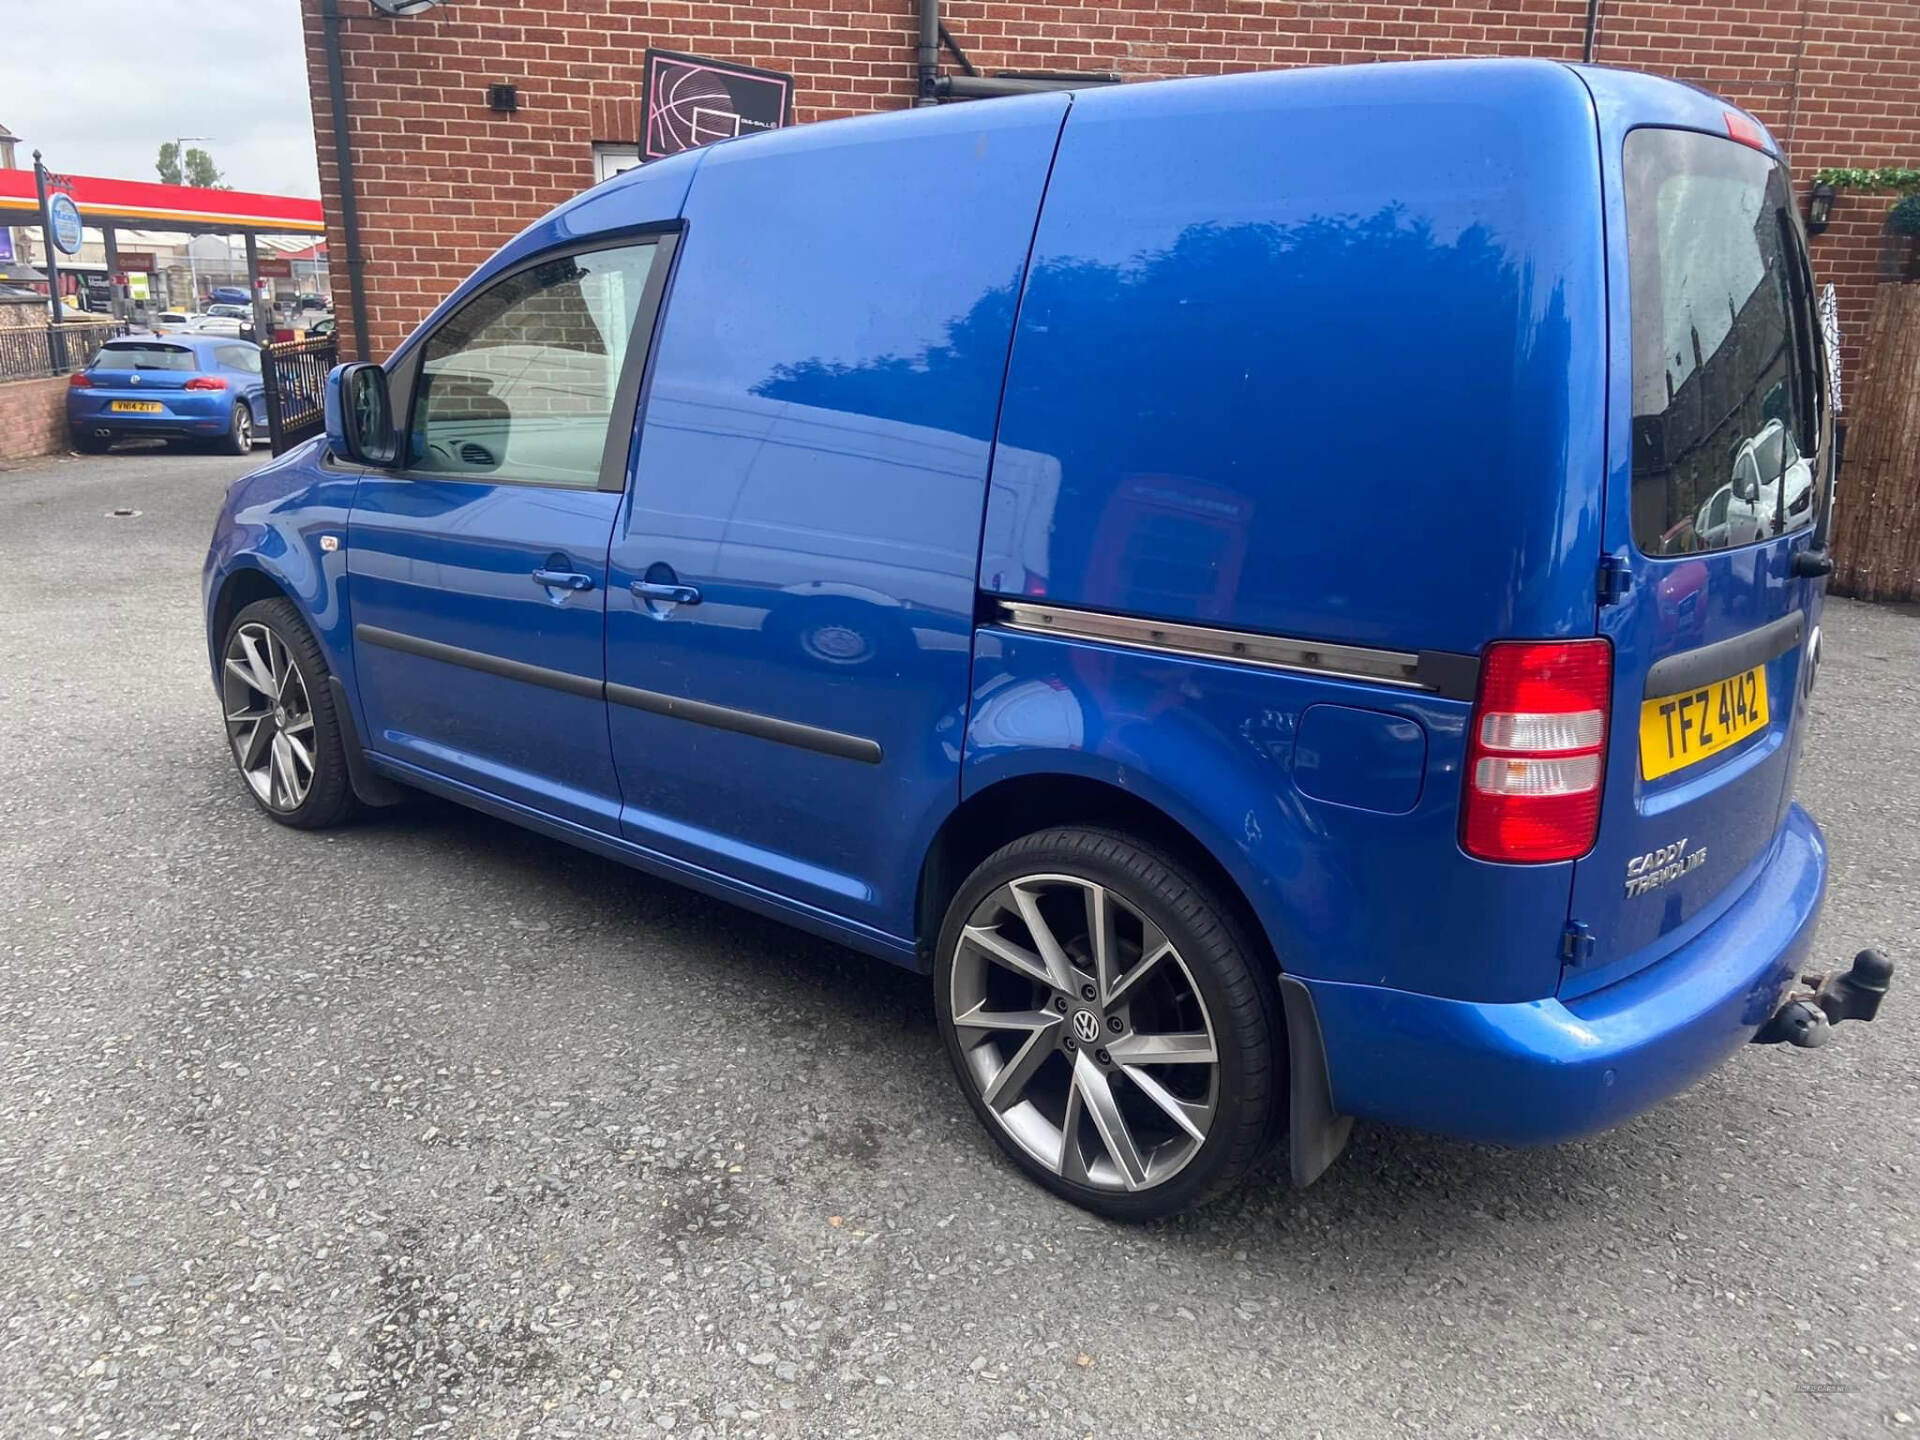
[{"x1": 934, "y1": 828, "x2": 1279, "y2": 1221}]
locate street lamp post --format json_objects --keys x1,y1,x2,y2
[
  {"x1": 174, "y1": 136, "x2": 209, "y2": 308},
  {"x1": 31, "y1": 150, "x2": 64, "y2": 331}
]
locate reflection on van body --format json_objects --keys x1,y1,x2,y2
[{"x1": 633, "y1": 380, "x2": 1061, "y2": 666}]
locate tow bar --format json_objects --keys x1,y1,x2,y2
[{"x1": 1752, "y1": 949, "x2": 1894, "y2": 1048}]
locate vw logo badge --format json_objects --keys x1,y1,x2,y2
[{"x1": 1072, "y1": 1009, "x2": 1101, "y2": 1044}]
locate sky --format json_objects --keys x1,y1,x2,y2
[{"x1": 1, "y1": 0, "x2": 319, "y2": 198}]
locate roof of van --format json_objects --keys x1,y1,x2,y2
[
  {"x1": 583, "y1": 57, "x2": 1780, "y2": 191},
  {"x1": 475, "y1": 57, "x2": 1783, "y2": 297}
]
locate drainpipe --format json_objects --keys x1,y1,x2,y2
[
  {"x1": 915, "y1": 0, "x2": 940, "y2": 106},
  {"x1": 1582, "y1": 0, "x2": 1602, "y2": 62},
  {"x1": 322, "y1": 0, "x2": 372, "y2": 359}
]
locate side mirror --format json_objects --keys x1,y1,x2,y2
[{"x1": 324, "y1": 361, "x2": 397, "y2": 465}]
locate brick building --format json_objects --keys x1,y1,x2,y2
[{"x1": 300, "y1": 0, "x2": 1918, "y2": 375}]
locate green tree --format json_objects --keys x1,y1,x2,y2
[
  {"x1": 184, "y1": 148, "x2": 225, "y2": 189},
  {"x1": 156, "y1": 142, "x2": 227, "y2": 189}
]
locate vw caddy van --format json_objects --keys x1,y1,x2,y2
[{"x1": 203, "y1": 59, "x2": 1891, "y2": 1219}]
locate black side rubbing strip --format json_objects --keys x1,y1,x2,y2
[
  {"x1": 607, "y1": 682, "x2": 883, "y2": 765},
  {"x1": 1644, "y1": 611, "x2": 1806, "y2": 698},
  {"x1": 354, "y1": 624, "x2": 604, "y2": 700},
  {"x1": 354, "y1": 623, "x2": 884, "y2": 763}
]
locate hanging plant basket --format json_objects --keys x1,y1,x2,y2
[{"x1": 1889, "y1": 193, "x2": 1920, "y2": 236}]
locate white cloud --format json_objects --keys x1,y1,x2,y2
[{"x1": 1, "y1": 0, "x2": 319, "y2": 198}]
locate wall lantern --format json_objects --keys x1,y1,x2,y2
[{"x1": 1807, "y1": 181, "x2": 1835, "y2": 236}]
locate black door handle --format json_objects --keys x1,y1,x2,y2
[
  {"x1": 532, "y1": 568, "x2": 594, "y2": 592},
  {"x1": 1791, "y1": 549, "x2": 1833, "y2": 579},
  {"x1": 630, "y1": 580, "x2": 702, "y2": 606}
]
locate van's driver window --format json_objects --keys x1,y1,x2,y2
[{"x1": 411, "y1": 243, "x2": 659, "y2": 487}]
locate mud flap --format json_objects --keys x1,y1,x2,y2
[
  {"x1": 1279, "y1": 974, "x2": 1353, "y2": 1187},
  {"x1": 328, "y1": 674, "x2": 408, "y2": 808}
]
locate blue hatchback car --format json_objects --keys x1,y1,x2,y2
[
  {"x1": 203, "y1": 60, "x2": 1891, "y2": 1218},
  {"x1": 71, "y1": 333, "x2": 265, "y2": 454}
]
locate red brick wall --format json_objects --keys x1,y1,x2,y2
[
  {"x1": 0, "y1": 377, "x2": 74, "y2": 466},
  {"x1": 300, "y1": 0, "x2": 1920, "y2": 384}
]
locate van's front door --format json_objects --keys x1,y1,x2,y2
[
  {"x1": 349, "y1": 240, "x2": 670, "y2": 832},
  {"x1": 1567, "y1": 123, "x2": 1831, "y2": 993}
]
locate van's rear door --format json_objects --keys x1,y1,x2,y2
[{"x1": 1566, "y1": 122, "x2": 1830, "y2": 994}]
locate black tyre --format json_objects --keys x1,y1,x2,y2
[
  {"x1": 73, "y1": 430, "x2": 111, "y2": 454},
  {"x1": 225, "y1": 402, "x2": 255, "y2": 455},
  {"x1": 219, "y1": 597, "x2": 359, "y2": 829},
  {"x1": 934, "y1": 827, "x2": 1280, "y2": 1221}
]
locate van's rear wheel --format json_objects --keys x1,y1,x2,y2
[{"x1": 934, "y1": 827, "x2": 1279, "y2": 1221}]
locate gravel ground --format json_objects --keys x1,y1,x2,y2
[{"x1": 0, "y1": 446, "x2": 1915, "y2": 1440}]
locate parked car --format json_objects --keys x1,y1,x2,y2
[
  {"x1": 304, "y1": 312, "x2": 336, "y2": 339},
  {"x1": 202, "y1": 60, "x2": 1889, "y2": 1220},
  {"x1": 210, "y1": 285, "x2": 252, "y2": 307},
  {"x1": 70, "y1": 334, "x2": 265, "y2": 454},
  {"x1": 1694, "y1": 420, "x2": 1816, "y2": 550},
  {"x1": 185, "y1": 309, "x2": 257, "y2": 342}
]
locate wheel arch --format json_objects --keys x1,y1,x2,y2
[
  {"x1": 916, "y1": 771, "x2": 1278, "y2": 986},
  {"x1": 208, "y1": 565, "x2": 293, "y2": 676}
]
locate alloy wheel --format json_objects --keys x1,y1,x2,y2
[
  {"x1": 949, "y1": 873, "x2": 1219, "y2": 1192},
  {"x1": 221, "y1": 622, "x2": 316, "y2": 811}
]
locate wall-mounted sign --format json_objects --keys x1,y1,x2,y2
[
  {"x1": 115, "y1": 251, "x2": 157, "y2": 272},
  {"x1": 641, "y1": 49, "x2": 793, "y2": 162},
  {"x1": 48, "y1": 191, "x2": 83, "y2": 255},
  {"x1": 255, "y1": 256, "x2": 294, "y2": 279}
]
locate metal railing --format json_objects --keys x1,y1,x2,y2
[
  {"x1": 0, "y1": 320, "x2": 129, "y2": 382},
  {"x1": 262, "y1": 333, "x2": 338, "y2": 454}
]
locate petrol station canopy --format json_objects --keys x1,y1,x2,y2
[{"x1": 0, "y1": 170, "x2": 323, "y2": 237}]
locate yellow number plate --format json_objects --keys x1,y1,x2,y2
[
  {"x1": 110, "y1": 400, "x2": 164, "y2": 413},
  {"x1": 1639, "y1": 664, "x2": 1769, "y2": 780}
]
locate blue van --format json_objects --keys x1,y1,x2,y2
[{"x1": 203, "y1": 59, "x2": 1891, "y2": 1218}]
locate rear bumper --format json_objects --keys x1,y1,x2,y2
[
  {"x1": 1305, "y1": 802, "x2": 1827, "y2": 1146},
  {"x1": 69, "y1": 397, "x2": 234, "y2": 437}
]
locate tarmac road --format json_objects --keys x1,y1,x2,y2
[{"x1": 1, "y1": 447, "x2": 1915, "y2": 1438}]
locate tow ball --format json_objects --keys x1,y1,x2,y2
[{"x1": 1752, "y1": 949, "x2": 1894, "y2": 1049}]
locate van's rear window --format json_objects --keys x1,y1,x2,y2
[
  {"x1": 93, "y1": 344, "x2": 196, "y2": 371},
  {"x1": 1626, "y1": 128, "x2": 1819, "y2": 556}
]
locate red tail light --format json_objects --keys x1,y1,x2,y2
[
  {"x1": 184, "y1": 375, "x2": 228, "y2": 391},
  {"x1": 68, "y1": 372, "x2": 92, "y2": 389},
  {"x1": 1462, "y1": 639, "x2": 1612, "y2": 863}
]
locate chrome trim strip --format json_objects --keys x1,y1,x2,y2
[
  {"x1": 608, "y1": 682, "x2": 883, "y2": 764},
  {"x1": 992, "y1": 601, "x2": 1438, "y2": 693}
]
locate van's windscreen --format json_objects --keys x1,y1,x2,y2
[{"x1": 1625, "y1": 128, "x2": 1820, "y2": 557}]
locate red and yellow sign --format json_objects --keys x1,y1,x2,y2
[{"x1": 0, "y1": 170, "x2": 322, "y2": 235}]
